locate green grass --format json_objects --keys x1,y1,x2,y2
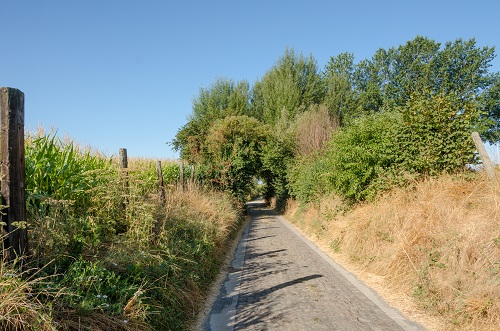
[{"x1": 1, "y1": 130, "x2": 240, "y2": 330}]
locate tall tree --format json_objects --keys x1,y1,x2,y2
[
  {"x1": 252, "y1": 48, "x2": 323, "y2": 127},
  {"x1": 351, "y1": 54, "x2": 385, "y2": 116},
  {"x1": 249, "y1": 48, "x2": 324, "y2": 205},
  {"x1": 351, "y1": 36, "x2": 499, "y2": 141},
  {"x1": 323, "y1": 52, "x2": 358, "y2": 125},
  {"x1": 384, "y1": 36, "x2": 441, "y2": 106},
  {"x1": 171, "y1": 78, "x2": 251, "y2": 162},
  {"x1": 480, "y1": 74, "x2": 500, "y2": 142}
]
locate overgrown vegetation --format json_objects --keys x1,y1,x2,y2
[
  {"x1": 2, "y1": 130, "x2": 240, "y2": 330},
  {"x1": 173, "y1": 36, "x2": 500, "y2": 205},
  {"x1": 2, "y1": 35, "x2": 498, "y2": 330},
  {"x1": 171, "y1": 36, "x2": 500, "y2": 330},
  {"x1": 285, "y1": 173, "x2": 500, "y2": 330}
]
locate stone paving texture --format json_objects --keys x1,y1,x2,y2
[{"x1": 205, "y1": 201, "x2": 426, "y2": 331}]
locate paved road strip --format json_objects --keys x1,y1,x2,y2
[
  {"x1": 203, "y1": 201, "x2": 426, "y2": 331},
  {"x1": 277, "y1": 214, "x2": 422, "y2": 331}
]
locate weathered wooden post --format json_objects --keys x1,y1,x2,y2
[
  {"x1": 1, "y1": 87, "x2": 28, "y2": 260},
  {"x1": 119, "y1": 148, "x2": 128, "y2": 209},
  {"x1": 179, "y1": 160, "x2": 184, "y2": 192},
  {"x1": 471, "y1": 132, "x2": 496, "y2": 179},
  {"x1": 156, "y1": 160, "x2": 166, "y2": 205},
  {"x1": 119, "y1": 148, "x2": 128, "y2": 169}
]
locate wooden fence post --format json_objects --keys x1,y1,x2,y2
[
  {"x1": 179, "y1": 160, "x2": 184, "y2": 192},
  {"x1": 119, "y1": 148, "x2": 128, "y2": 209},
  {"x1": 119, "y1": 148, "x2": 128, "y2": 169},
  {"x1": 471, "y1": 132, "x2": 496, "y2": 179},
  {"x1": 1, "y1": 87, "x2": 28, "y2": 260},
  {"x1": 156, "y1": 160, "x2": 166, "y2": 205}
]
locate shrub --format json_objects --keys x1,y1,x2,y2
[
  {"x1": 290, "y1": 90, "x2": 483, "y2": 204},
  {"x1": 287, "y1": 152, "x2": 329, "y2": 203},
  {"x1": 321, "y1": 111, "x2": 401, "y2": 202},
  {"x1": 203, "y1": 115, "x2": 270, "y2": 201},
  {"x1": 395, "y1": 90, "x2": 480, "y2": 175}
]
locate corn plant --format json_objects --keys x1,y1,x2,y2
[{"x1": 8, "y1": 129, "x2": 242, "y2": 330}]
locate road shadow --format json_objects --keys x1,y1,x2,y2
[
  {"x1": 245, "y1": 234, "x2": 276, "y2": 242},
  {"x1": 232, "y1": 206, "x2": 324, "y2": 329},
  {"x1": 204, "y1": 202, "x2": 325, "y2": 330},
  {"x1": 245, "y1": 199, "x2": 267, "y2": 210},
  {"x1": 234, "y1": 274, "x2": 323, "y2": 330},
  {"x1": 246, "y1": 248, "x2": 287, "y2": 259}
]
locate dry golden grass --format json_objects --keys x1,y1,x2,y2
[
  {"x1": 164, "y1": 184, "x2": 240, "y2": 249},
  {"x1": 54, "y1": 309, "x2": 149, "y2": 331},
  {"x1": 285, "y1": 172, "x2": 500, "y2": 331},
  {"x1": 0, "y1": 263, "x2": 57, "y2": 331},
  {"x1": 103, "y1": 183, "x2": 241, "y2": 330},
  {"x1": 294, "y1": 104, "x2": 340, "y2": 156}
]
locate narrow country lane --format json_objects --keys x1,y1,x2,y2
[{"x1": 203, "y1": 200, "x2": 426, "y2": 331}]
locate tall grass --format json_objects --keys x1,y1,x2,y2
[
  {"x1": 2, "y1": 130, "x2": 240, "y2": 330},
  {"x1": 25, "y1": 131, "x2": 119, "y2": 260},
  {"x1": 285, "y1": 172, "x2": 500, "y2": 331},
  {"x1": 0, "y1": 260, "x2": 59, "y2": 330}
]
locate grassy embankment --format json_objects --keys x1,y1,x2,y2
[
  {"x1": 0, "y1": 130, "x2": 242, "y2": 330},
  {"x1": 284, "y1": 172, "x2": 499, "y2": 331}
]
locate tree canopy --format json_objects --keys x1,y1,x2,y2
[
  {"x1": 250, "y1": 48, "x2": 323, "y2": 127},
  {"x1": 203, "y1": 115, "x2": 270, "y2": 200},
  {"x1": 171, "y1": 78, "x2": 251, "y2": 163},
  {"x1": 172, "y1": 36, "x2": 499, "y2": 203}
]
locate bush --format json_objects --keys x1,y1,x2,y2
[
  {"x1": 287, "y1": 152, "x2": 329, "y2": 203},
  {"x1": 293, "y1": 104, "x2": 339, "y2": 156},
  {"x1": 321, "y1": 111, "x2": 401, "y2": 202},
  {"x1": 289, "y1": 90, "x2": 483, "y2": 204},
  {"x1": 395, "y1": 90, "x2": 480, "y2": 175},
  {"x1": 203, "y1": 115, "x2": 270, "y2": 201}
]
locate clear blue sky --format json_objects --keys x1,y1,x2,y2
[{"x1": 1, "y1": 0, "x2": 499, "y2": 160}]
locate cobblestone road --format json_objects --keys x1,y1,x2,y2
[{"x1": 204, "y1": 201, "x2": 426, "y2": 331}]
